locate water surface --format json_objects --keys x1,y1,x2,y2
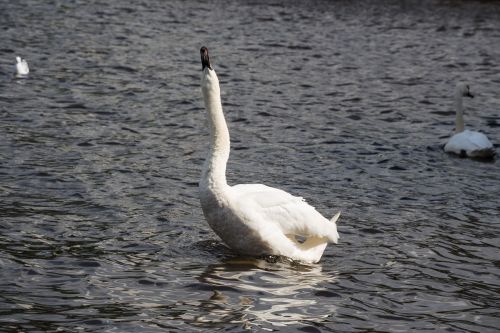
[{"x1": 0, "y1": 0, "x2": 499, "y2": 332}]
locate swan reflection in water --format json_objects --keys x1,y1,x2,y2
[{"x1": 178, "y1": 257, "x2": 338, "y2": 330}]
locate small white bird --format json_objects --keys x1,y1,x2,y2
[
  {"x1": 444, "y1": 83, "x2": 495, "y2": 159},
  {"x1": 15, "y1": 56, "x2": 29, "y2": 76},
  {"x1": 198, "y1": 47, "x2": 340, "y2": 264}
]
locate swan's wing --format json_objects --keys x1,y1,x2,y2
[
  {"x1": 445, "y1": 131, "x2": 490, "y2": 151},
  {"x1": 466, "y1": 131, "x2": 493, "y2": 149},
  {"x1": 231, "y1": 184, "x2": 339, "y2": 242}
]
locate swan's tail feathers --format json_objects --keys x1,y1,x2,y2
[
  {"x1": 327, "y1": 211, "x2": 340, "y2": 244},
  {"x1": 330, "y1": 211, "x2": 341, "y2": 224}
]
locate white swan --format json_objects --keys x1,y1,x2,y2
[
  {"x1": 15, "y1": 56, "x2": 29, "y2": 76},
  {"x1": 444, "y1": 83, "x2": 495, "y2": 159},
  {"x1": 198, "y1": 47, "x2": 339, "y2": 264}
]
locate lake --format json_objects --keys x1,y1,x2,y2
[{"x1": 0, "y1": 0, "x2": 499, "y2": 332}]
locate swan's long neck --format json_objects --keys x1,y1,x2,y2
[
  {"x1": 454, "y1": 92, "x2": 465, "y2": 133},
  {"x1": 201, "y1": 68, "x2": 230, "y2": 189}
]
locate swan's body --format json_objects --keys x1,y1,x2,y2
[
  {"x1": 198, "y1": 47, "x2": 339, "y2": 263},
  {"x1": 445, "y1": 130, "x2": 494, "y2": 158},
  {"x1": 444, "y1": 83, "x2": 495, "y2": 159},
  {"x1": 15, "y1": 56, "x2": 29, "y2": 76}
]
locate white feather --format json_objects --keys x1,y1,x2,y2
[
  {"x1": 444, "y1": 130, "x2": 494, "y2": 157},
  {"x1": 15, "y1": 56, "x2": 29, "y2": 76},
  {"x1": 231, "y1": 184, "x2": 339, "y2": 242}
]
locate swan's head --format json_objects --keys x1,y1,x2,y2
[
  {"x1": 456, "y1": 83, "x2": 474, "y2": 98},
  {"x1": 16, "y1": 56, "x2": 21, "y2": 63},
  {"x1": 200, "y1": 47, "x2": 219, "y2": 98},
  {"x1": 200, "y1": 46, "x2": 213, "y2": 71}
]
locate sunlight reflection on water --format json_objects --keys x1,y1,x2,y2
[{"x1": 184, "y1": 258, "x2": 337, "y2": 329}]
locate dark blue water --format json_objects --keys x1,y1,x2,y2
[{"x1": 1, "y1": 0, "x2": 499, "y2": 332}]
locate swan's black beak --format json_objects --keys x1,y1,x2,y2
[
  {"x1": 200, "y1": 46, "x2": 212, "y2": 71},
  {"x1": 465, "y1": 85, "x2": 474, "y2": 98}
]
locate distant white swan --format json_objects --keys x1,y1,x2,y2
[
  {"x1": 198, "y1": 47, "x2": 339, "y2": 264},
  {"x1": 15, "y1": 56, "x2": 29, "y2": 76},
  {"x1": 444, "y1": 83, "x2": 495, "y2": 159}
]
